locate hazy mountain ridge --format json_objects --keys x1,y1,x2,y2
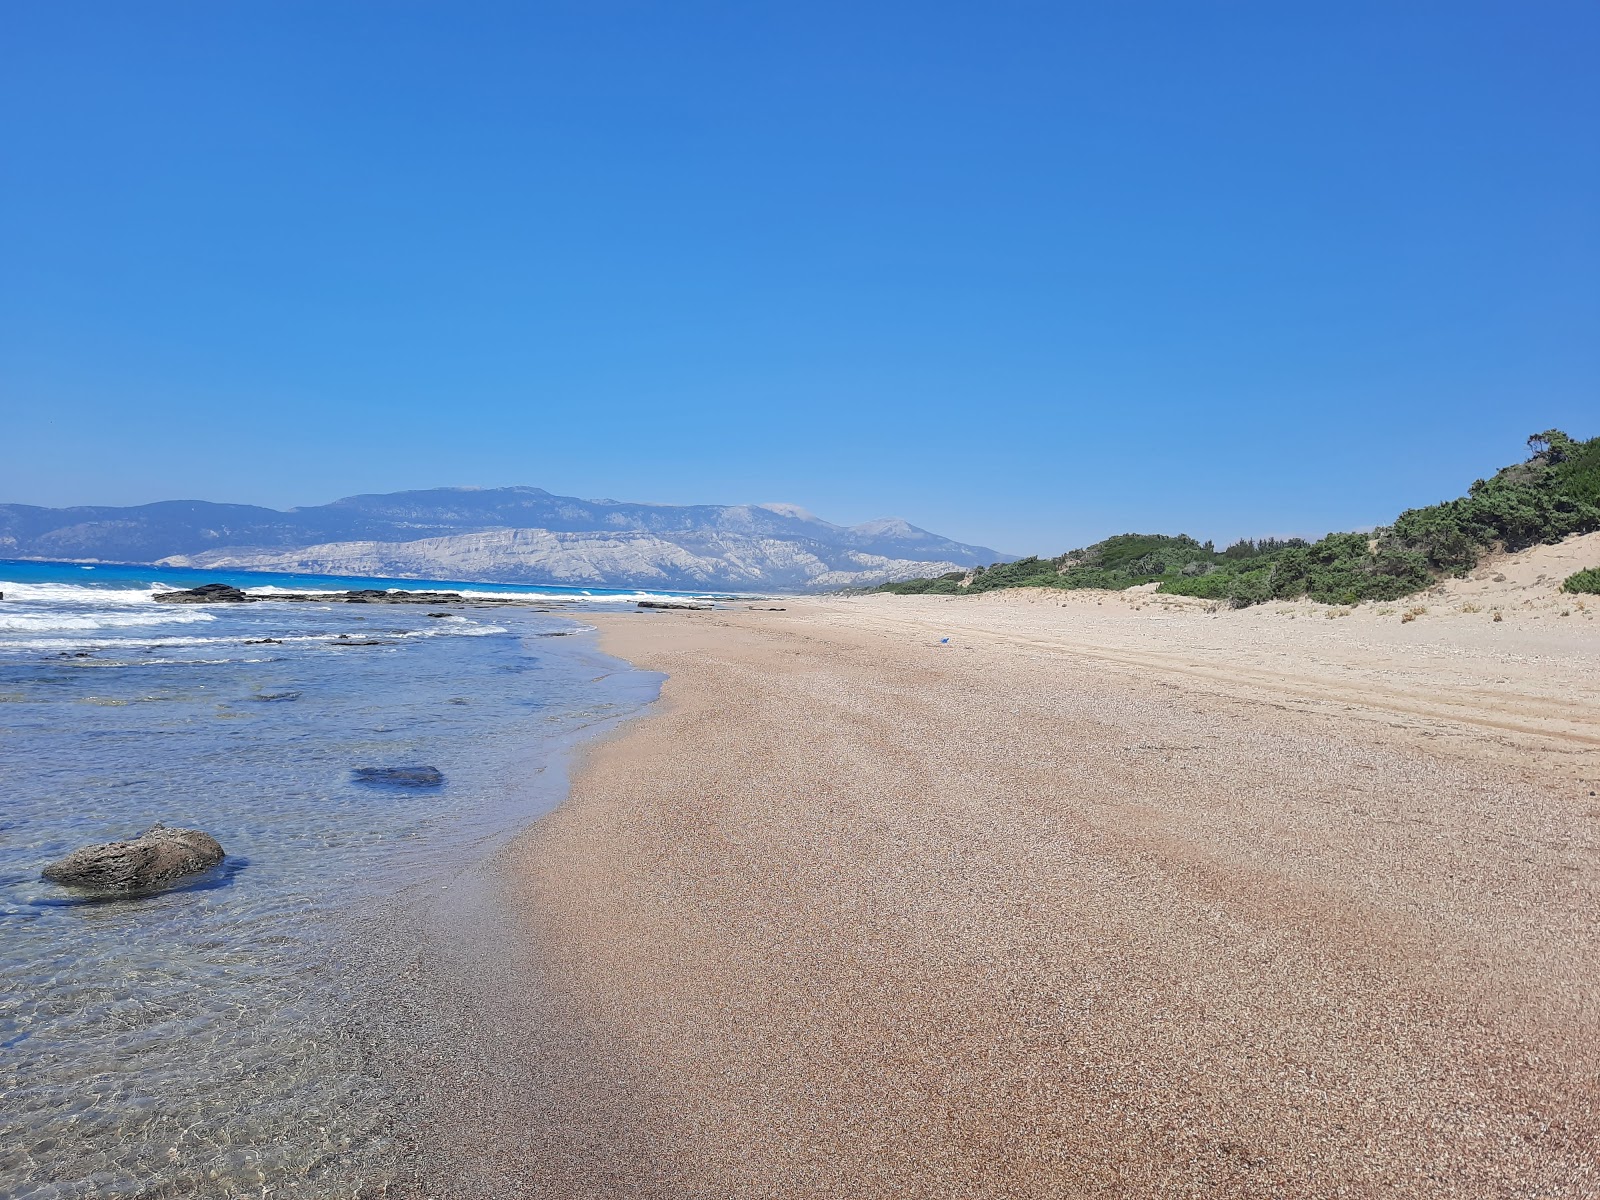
[{"x1": 0, "y1": 487, "x2": 1004, "y2": 591}]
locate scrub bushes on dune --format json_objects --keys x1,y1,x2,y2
[
  {"x1": 875, "y1": 430, "x2": 1600, "y2": 608},
  {"x1": 1388, "y1": 431, "x2": 1600, "y2": 571},
  {"x1": 1563, "y1": 568, "x2": 1600, "y2": 595}
]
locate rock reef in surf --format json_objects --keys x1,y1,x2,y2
[{"x1": 153, "y1": 584, "x2": 477, "y2": 605}]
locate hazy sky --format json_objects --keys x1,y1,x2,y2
[{"x1": 3, "y1": 2, "x2": 1595, "y2": 554}]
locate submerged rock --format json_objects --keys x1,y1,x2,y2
[
  {"x1": 637, "y1": 600, "x2": 713, "y2": 611},
  {"x1": 42, "y1": 824, "x2": 225, "y2": 894},
  {"x1": 353, "y1": 766, "x2": 445, "y2": 788}
]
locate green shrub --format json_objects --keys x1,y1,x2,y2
[
  {"x1": 1225, "y1": 569, "x2": 1274, "y2": 608},
  {"x1": 965, "y1": 556, "x2": 1059, "y2": 592},
  {"x1": 877, "y1": 571, "x2": 966, "y2": 595},
  {"x1": 1153, "y1": 571, "x2": 1232, "y2": 599},
  {"x1": 1085, "y1": 533, "x2": 1212, "y2": 574},
  {"x1": 1555, "y1": 437, "x2": 1600, "y2": 508},
  {"x1": 1562, "y1": 567, "x2": 1600, "y2": 594}
]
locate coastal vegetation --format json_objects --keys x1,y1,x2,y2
[
  {"x1": 1564, "y1": 567, "x2": 1600, "y2": 595},
  {"x1": 879, "y1": 430, "x2": 1600, "y2": 607}
]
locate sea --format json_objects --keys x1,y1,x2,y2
[{"x1": 0, "y1": 560, "x2": 683, "y2": 1198}]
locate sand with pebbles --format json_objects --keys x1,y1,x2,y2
[{"x1": 414, "y1": 537, "x2": 1600, "y2": 1197}]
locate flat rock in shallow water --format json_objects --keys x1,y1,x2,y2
[
  {"x1": 353, "y1": 766, "x2": 445, "y2": 788},
  {"x1": 42, "y1": 824, "x2": 225, "y2": 894}
]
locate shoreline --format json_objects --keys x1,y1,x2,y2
[
  {"x1": 0, "y1": 565, "x2": 681, "y2": 1198},
  {"x1": 332, "y1": 621, "x2": 673, "y2": 1198},
  {"x1": 428, "y1": 592, "x2": 1597, "y2": 1196}
]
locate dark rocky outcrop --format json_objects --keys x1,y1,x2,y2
[
  {"x1": 637, "y1": 600, "x2": 713, "y2": 611},
  {"x1": 155, "y1": 583, "x2": 251, "y2": 603},
  {"x1": 41, "y1": 824, "x2": 225, "y2": 894},
  {"x1": 353, "y1": 766, "x2": 445, "y2": 788},
  {"x1": 153, "y1": 585, "x2": 473, "y2": 605}
]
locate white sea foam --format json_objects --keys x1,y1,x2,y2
[
  {"x1": 75, "y1": 656, "x2": 283, "y2": 667},
  {"x1": 0, "y1": 632, "x2": 231, "y2": 652},
  {"x1": 6, "y1": 637, "x2": 220, "y2": 653},
  {"x1": 0, "y1": 619, "x2": 510, "y2": 653},
  {"x1": 0, "y1": 609, "x2": 219, "y2": 634},
  {"x1": 3, "y1": 578, "x2": 721, "y2": 606},
  {"x1": 401, "y1": 624, "x2": 508, "y2": 637},
  {"x1": 0, "y1": 580, "x2": 165, "y2": 605},
  {"x1": 453, "y1": 587, "x2": 710, "y2": 604},
  {"x1": 218, "y1": 582, "x2": 710, "y2": 605}
]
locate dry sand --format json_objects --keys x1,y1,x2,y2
[{"x1": 433, "y1": 538, "x2": 1600, "y2": 1198}]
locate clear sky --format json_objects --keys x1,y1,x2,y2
[{"x1": 2, "y1": 2, "x2": 1595, "y2": 555}]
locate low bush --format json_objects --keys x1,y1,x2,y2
[
  {"x1": 1562, "y1": 567, "x2": 1600, "y2": 594},
  {"x1": 1156, "y1": 571, "x2": 1233, "y2": 600},
  {"x1": 877, "y1": 571, "x2": 966, "y2": 595}
]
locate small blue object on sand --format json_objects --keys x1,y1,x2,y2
[{"x1": 939, "y1": 637, "x2": 950, "y2": 644}]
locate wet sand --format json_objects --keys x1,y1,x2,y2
[{"x1": 445, "y1": 566, "x2": 1599, "y2": 1198}]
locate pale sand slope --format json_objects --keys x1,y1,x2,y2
[{"x1": 492, "y1": 554, "x2": 1600, "y2": 1199}]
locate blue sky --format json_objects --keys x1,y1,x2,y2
[{"x1": 2, "y1": 2, "x2": 1595, "y2": 555}]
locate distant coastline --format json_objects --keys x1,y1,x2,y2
[{"x1": 1, "y1": 486, "x2": 1004, "y2": 593}]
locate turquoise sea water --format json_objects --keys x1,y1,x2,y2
[{"x1": 0, "y1": 561, "x2": 672, "y2": 1198}]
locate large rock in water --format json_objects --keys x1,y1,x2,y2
[{"x1": 42, "y1": 824, "x2": 225, "y2": 893}]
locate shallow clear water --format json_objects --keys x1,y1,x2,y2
[{"x1": 0, "y1": 562, "x2": 666, "y2": 1198}]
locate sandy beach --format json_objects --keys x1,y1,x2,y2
[{"x1": 429, "y1": 538, "x2": 1600, "y2": 1198}]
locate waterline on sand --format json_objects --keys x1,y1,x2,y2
[{"x1": 0, "y1": 563, "x2": 665, "y2": 1198}]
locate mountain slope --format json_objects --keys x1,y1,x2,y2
[{"x1": 0, "y1": 487, "x2": 1005, "y2": 591}]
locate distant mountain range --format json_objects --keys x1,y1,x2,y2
[{"x1": 0, "y1": 487, "x2": 1007, "y2": 591}]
